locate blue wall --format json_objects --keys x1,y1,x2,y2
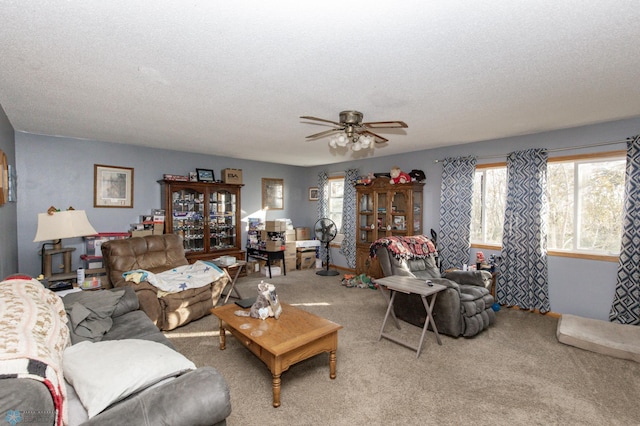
[
  {"x1": 15, "y1": 133, "x2": 310, "y2": 278},
  {"x1": 13, "y1": 116, "x2": 640, "y2": 320}
]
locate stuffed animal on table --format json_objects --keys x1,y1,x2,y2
[
  {"x1": 389, "y1": 166, "x2": 411, "y2": 184},
  {"x1": 249, "y1": 281, "x2": 282, "y2": 320}
]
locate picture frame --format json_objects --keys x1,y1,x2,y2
[
  {"x1": 308, "y1": 187, "x2": 319, "y2": 201},
  {"x1": 262, "y1": 178, "x2": 284, "y2": 210},
  {"x1": 94, "y1": 164, "x2": 134, "y2": 208},
  {"x1": 196, "y1": 168, "x2": 215, "y2": 182}
]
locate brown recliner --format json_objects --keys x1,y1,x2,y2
[{"x1": 101, "y1": 234, "x2": 228, "y2": 331}]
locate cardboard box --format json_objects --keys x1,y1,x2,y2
[
  {"x1": 265, "y1": 240, "x2": 284, "y2": 251},
  {"x1": 131, "y1": 230, "x2": 153, "y2": 238},
  {"x1": 215, "y1": 255, "x2": 237, "y2": 266},
  {"x1": 222, "y1": 168, "x2": 243, "y2": 184},
  {"x1": 265, "y1": 220, "x2": 287, "y2": 232},
  {"x1": 296, "y1": 240, "x2": 321, "y2": 248},
  {"x1": 284, "y1": 254, "x2": 296, "y2": 268},
  {"x1": 285, "y1": 241, "x2": 296, "y2": 255},
  {"x1": 247, "y1": 260, "x2": 260, "y2": 274},
  {"x1": 261, "y1": 266, "x2": 281, "y2": 277},
  {"x1": 283, "y1": 229, "x2": 296, "y2": 242},
  {"x1": 297, "y1": 252, "x2": 316, "y2": 270},
  {"x1": 295, "y1": 227, "x2": 310, "y2": 240}
]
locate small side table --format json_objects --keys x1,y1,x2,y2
[
  {"x1": 376, "y1": 275, "x2": 446, "y2": 358},
  {"x1": 246, "y1": 248, "x2": 286, "y2": 278},
  {"x1": 218, "y1": 260, "x2": 247, "y2": 304}
]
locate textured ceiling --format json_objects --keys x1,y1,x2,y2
[{"x1": 1, "y1": 1, "x2": 639, "y2": 166}]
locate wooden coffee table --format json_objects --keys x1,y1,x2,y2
[{"x1": 211, "y1": 303, "x2": 342, "y2": 407}]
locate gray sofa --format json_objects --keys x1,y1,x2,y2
[
  {"x1": 0, "y1": 284, "x2": 231, "y2": 425},
  {"x1": 376, "y1": 247, "x2": 496, "y2": 337}
]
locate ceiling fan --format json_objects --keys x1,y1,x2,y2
[{"x1": 300, "y1": 110, "x2": 407, "y2": 150}]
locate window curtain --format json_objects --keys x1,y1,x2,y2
[
  {"x1": 496, "y1": 148, "x2": 550, "y2": 313},
  {"x1": 439, "y1": 156, "x2": 477, "y2": 271},
  {"x1": 339, "y1": 168, "x2": 359, "y2": 269},
  {"x1": 609, "y1": 135, "x2": 640, "y2": 325},
  {"x1": 317, "y1": 171, "x2": 329, "y2": 263}
]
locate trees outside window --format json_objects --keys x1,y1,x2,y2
[{"x1": 470, "y1": 152, "x2": 624, "y2": 259}]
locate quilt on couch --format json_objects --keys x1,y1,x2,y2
[
  {"x1": 123, "y1": 260, "x2": 225, "y2": 295},
  {"x1": 0, "y1": 278, "x2": 70, "y2": 425}
]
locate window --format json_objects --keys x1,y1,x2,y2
[
  {"x1": 470, "y1": 151, "x2": 626, "y2": 259},
  {"x1": 471, "y1": 164, "x2": 507, "y2": 246},
  {"x1": 327, "y1": 177, "x2": 344, "y2": 232},
  {"x1": 548, "y1": 152, "x2": 625, "y2": 256}
]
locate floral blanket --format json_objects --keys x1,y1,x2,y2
[
  {"x1": 0, "y1": 278, "x2": 70, "y2": 425},
  {"x1": 369, "y1": 235, "x2": 437, "y2": 260},
  {"x1": 123, "y1": 260, "x2": 225, "y2": 295}
]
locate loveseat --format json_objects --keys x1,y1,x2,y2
[
  {"x1": 101, "y1": 234, "x2": 228, "y2": 331},
  {"x1": 0, "y1": 277, "x2": 231, "y2": 425},
  {"x1": 373, "y1": 236, "x2": 496, "y2": 337}
]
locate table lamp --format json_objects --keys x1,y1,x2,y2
[{"x1": 33, "y1": 207, "x2": 98, "y2": 276}]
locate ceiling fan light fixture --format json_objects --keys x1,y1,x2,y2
[{"x1": 360, "y1": 134, "x2": 373, "y2": 149}]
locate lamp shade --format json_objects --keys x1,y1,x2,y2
[{"x1": 33, "y1": 210, "x2": 98, "y2": 242}]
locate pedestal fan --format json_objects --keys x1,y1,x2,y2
[{"x1": 314, "y1": 218, "x2": 340, "y2": 276}]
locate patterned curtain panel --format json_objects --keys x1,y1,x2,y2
[
  {"x1": 317, "y1": 171, "x2": 329, "y2": 263},
  {"x1": 609, "y1": 135, "x2": 640, "y2": 324},
  {"x1": 439, "y1": 156, "x2": 477, "y2": 271},
  {"x1": 340, "y1": 168, "x2": 359, "y2": 269},
  {"x1": 497, "y1": 148, "x2": 550, "y2": 313}
]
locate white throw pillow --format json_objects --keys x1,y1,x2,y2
[{"x1": 63, "y1": 339, "x2": 196, "y2": 418}]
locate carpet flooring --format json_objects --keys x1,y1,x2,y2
[{"x1": 164, "y1": 269, "x2": 640, "y2": 426}]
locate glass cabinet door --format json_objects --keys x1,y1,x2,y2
[
  {"x1": 390, "y1": 190, "x2": 408, "y2": 235},
  {"x1": 413, "y1": 190, "x2": 423, "y2": 235},
  {"x1": 172, "y1": 188, "x2": 205, "y2": 253},
  {"x1": 209, "y1": 189, "x2": 237, "y2": 251},
  {"x1": 376, "y1": 191, "x2": 388, "y2": 235},
  {"x1": 358, "y1": 191, "x2": 375, "y2": 244}
]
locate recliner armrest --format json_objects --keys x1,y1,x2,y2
[{"x1": 441, "y1": 270, "x2": 492, "y2": 289}]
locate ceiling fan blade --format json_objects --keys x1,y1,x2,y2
[
  {"x1": 300, "y1": 116, "x2": 342, "y2": 126},
  {"x1": 306, "y1": 128, "x2": 343, "y2": 139},
  {"x1": 361, "y1": 130, "x2": 388, "y2": 144},
  {"x1": 362, "y1": 120, "x2": 408, "y2": 129}
]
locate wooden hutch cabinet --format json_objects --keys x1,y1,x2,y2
[
  {"x1": 355, "y1": 178, "x2": 425, "y2": 277},
  {"x1": 159, "y1": 180, "x2": 244, "y2": 262}
]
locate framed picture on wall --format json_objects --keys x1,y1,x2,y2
[
  {"x1": 94, "y1": 164, "x2": 134, "y2": 208},
  {"x1": 262, "y1": 178, "x2": 284, "y2": 210},
  {"x1": 308, "y1": 187, "x2": 319, "y2": 201}
]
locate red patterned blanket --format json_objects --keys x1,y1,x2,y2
[
  {"x1": 369, "y1": 235, "x2": 437, "y2": 260},
  {"x1": 0, "y1": 278, "x2": 70, "y2": 425}
]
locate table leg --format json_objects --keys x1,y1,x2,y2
[
  {"x1": 377, "y1": 284, "x2": 401, "y2": 329},
  {"x1": 267, "y1": 258, "x2": 272, "y2": 278},
  {"x1": 282, "y1": 255, "x2": 286, "y2": 276},
  {"x1": 272, "y1": 374, "x2": 281, "y2": 408},
  {"x1": 378, "y1": 290, "x2": 398, "y2": 340},
  {"x1": 219, "y1": 324, "x2": 226, "y2": 350},
  {"x1": 222, "y1": 264, "x2": 244, "y2": 304},
  {"x1": 329, "y1": 350, "x2": 337, "y2": 379},
  {"x1": 421, "y1": 293, "x2": 442, "y2": 346}
]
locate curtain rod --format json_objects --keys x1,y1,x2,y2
[{"x1": 433, "y1": 137, "x2": 634, "y2": 164}]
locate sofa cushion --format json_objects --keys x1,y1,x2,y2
[
  {"x1": 103, "y1": 310, "x2": 174, "y2": 349},
  {"x1": 62, "y1": 289, "x2": 126, "y2": 344},
  {"x1": 63, "y1": 339, "x2": 196, "y2": 418}
]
